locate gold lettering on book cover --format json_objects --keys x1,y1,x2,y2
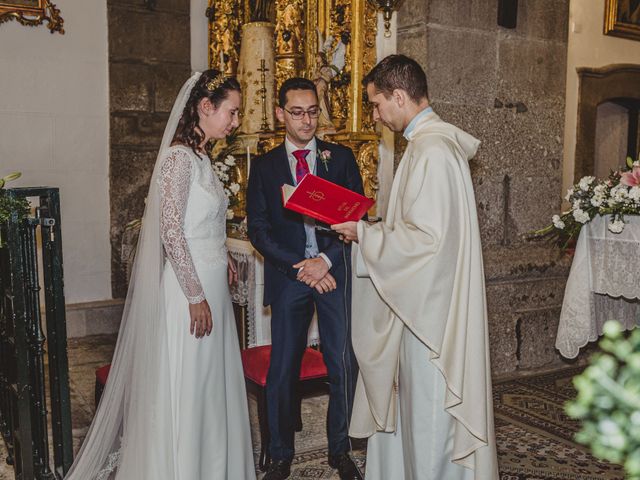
[{"x1": 306, "y1": 190, "x2": 326, "y2": 202}]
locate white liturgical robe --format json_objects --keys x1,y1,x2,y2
[{"x1": 349, "y1": 111, "x2": 498, "y2": 479}]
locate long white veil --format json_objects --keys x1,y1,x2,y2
[{"x1": 65, "y1": 72, "x2": 202, "y2": 480}]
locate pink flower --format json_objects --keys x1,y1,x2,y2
[{"x1": 620, "y1": 166, "x2": 640, "y2": 187}]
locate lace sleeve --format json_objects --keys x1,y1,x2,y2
[{"x1": 159, "y1": 148, "x2": 206, "y2": 304}]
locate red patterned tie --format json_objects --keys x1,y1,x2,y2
[{"x1": 293, "y1": 149, "x2": 311, "y2": 184}]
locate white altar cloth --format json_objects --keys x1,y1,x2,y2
[{"x1": 556, "y1": 215, "x2": 640, "y2": 358}]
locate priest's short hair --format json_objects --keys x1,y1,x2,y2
[{"x1": 362, "y1": 54, "x2": 428, "y2": 103}]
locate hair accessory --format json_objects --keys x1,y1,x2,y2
[{"x1": 206, "y1": 74, "x2": 226, "y2": 92}]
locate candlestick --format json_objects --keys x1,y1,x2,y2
[
  {"x1": 246, "y1": 145, "x2": 251, "y2": 179},
  {"x1": 258, "y1": 59, "x2": 270, "y2": 132}
]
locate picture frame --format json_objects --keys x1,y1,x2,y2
[
  {"x1": 604, "y1": 0, "x2": 640, "y2": 41},
  {"x1": 0, "y1": 0, "x2": 64, "y2": 34}
]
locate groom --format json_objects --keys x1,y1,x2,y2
[{"x1": 247, "y1": 77, "x2": 363, "y2": 480}]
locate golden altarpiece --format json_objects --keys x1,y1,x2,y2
[
  {"x1": 207, "y1": 0, "x2": 381, "y2": 223},
  {"x1": 206, "y1": 0, "x2": 382, "y2": 347}
]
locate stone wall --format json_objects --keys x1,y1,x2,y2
[
  {"x1": 108, "y1": 0, "x2": 191, "y2": 297},
  {"x1": 396, "y1": 0, "x2": 573, "y2": 376}
]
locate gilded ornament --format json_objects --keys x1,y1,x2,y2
[
  {"x1": 208, "y1": 0, "x2": 243, "y2": 75},
  {"x1": 206, "y1": 75, "x2": 227, "y2": 91},
  {"x1": 0, "y1": 0, "x2": 64, "y2": 34},
  {"x1": 207, "y1": 0, "x2": 381, "y2": 213}
]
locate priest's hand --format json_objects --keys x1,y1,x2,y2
[
  {"x1": 294, "y1": 257, "x2": 330, "y2": 286},
  {"x1": 331, "y1": 221, "x2": 358, "y2": 243},
  {"x1": 314, "y1": 272, "x2": 337, "y2": 294}
]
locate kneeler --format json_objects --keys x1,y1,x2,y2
[
  {"x1": 95, "y1": 364, "x2": 110, "y2": 407},
  {"x1": 94, "y1": 345, "x2": 329, "y2": 472},
  {"x1": 241, "y1": 345, "x2": 329, "y2": 471}
]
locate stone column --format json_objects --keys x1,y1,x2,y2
[
  {"x1": 108, "y1": 0, "x2": 191, "y2": 298},
  {"x1": 396, "y1": 0, "x2": 572, "y2": 376}
]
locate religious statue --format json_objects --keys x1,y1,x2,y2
[{"x1": 313, "y1": 32, "x2": 346, "y2": 134}]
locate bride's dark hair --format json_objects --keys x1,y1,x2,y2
[{"x1": 172, "y1": 69, "x2": 241, "y2": 153}]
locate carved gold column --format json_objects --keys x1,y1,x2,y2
[
  {"x1": 208, "y1": 0, "x2": 243, "y2": 75},
  {"x1": 317, "y1": 0, "x2": 331, "y2": 37},
  {"x1": 304, "y1": 0, "x2": 318, "y2": 79},
  {"x1": 348, "y1": 0, "x2": 364, "y2": 133},
  {"x1": 274, "y1": 0, "x2": 306, "y2": 95}
]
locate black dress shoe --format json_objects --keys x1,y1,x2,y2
[
  {"x1": 262, "y1": 459, "x2": 292, "y2": 480},
  {"x1": 328, "y1": 453, "x2": 363, "y2": 480}
]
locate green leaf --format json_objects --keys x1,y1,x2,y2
[
  {"x1": 603, "y1": 320, "x2": 623, "y2": 338},
  {"x1": 2, "y1": 172, "x2": 21, "y2": 183},
  {"x1": 628, "y1": 156, "x2": 635, "y2": 169}
]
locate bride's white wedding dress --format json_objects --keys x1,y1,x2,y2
[
  {"x1": 154, "y1": 144, "x2": 255, "y2": 479},
  {"x1": 65, "y1": 72, "x2": 254, "y2": 480}
]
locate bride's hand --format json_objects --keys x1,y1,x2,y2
[
  {"x1": 227, "y1": 253, "x2": 238, "y2": 285},
  {"x1": 189, "y1": 299, "x2": 212, "y2": 338}
]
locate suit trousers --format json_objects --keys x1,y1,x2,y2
[{"x1": 266, "y1": 264, "x2": 357, "y2": 462}]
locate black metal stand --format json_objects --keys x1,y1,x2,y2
[{"x1": 0, "y1": 187, "x2": 73, "y2": 479}]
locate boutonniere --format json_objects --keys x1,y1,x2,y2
[{"x1": 318, "y1": 149, "x2": 331, "y2": 171}]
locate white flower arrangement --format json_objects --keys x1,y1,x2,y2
[
  {"x1": 208, "y1": 134, "x2": 242, "y2": 221},
  {"x1": 552, "y1": 214, "x2": 565, "y2": 229},
  {"x1": 535, "y1": 156, "x2": 640, "y2": 247}
]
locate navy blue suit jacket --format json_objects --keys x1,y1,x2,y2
[{"x1": 246, "y1": 138, "x2": 364, "y2": 306}]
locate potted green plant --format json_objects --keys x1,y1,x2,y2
[
  {"x1": 0, "y1": 172, "x2": 31, "y2": 247},
  {"x1": 566, "y1": 320, "x2": 640, "y2": 479}
]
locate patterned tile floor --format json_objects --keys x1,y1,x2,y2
[{"x1": 0, "y1": 336, "x2": 626, "y2": 479}]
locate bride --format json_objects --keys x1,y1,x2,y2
[{"x1": 65, "y1": 70, "x2": 256, "y2": 480}]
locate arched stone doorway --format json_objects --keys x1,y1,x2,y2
[{"x1": 574, "y1": 64, "x2": 640, "y2": 181}]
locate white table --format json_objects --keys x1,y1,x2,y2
[
  {"x1": 556, "y1": 215, "x2": 640, "y2": 358},
  {"x1": 226, "y1": 238, "x2": 320, "y2": 347}
]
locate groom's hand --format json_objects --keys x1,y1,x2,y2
[
  {"x1": 314, "y1": 273, "x2": 337, "y2": 294},
  {"x1": 293, "y1": 257, "x2": 330, "y2": 286}
]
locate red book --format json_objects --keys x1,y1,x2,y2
[{"x1": 281, "y1": 174, "x2": 373, "y2": 225}]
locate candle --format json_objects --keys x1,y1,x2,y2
[
  {"x1": 219, "y1": 51, "x2": 224, "y2": 72},
  {"x1": 246, "y1": 145, "x2": 251, "y2": 179}
]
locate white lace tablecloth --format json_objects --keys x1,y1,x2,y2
[
  {"x1": 226, "y1": 238, "x2": 320, "y2": 347},
  {"x1": 556, "y1": 215, "x2": 640, "y2": 358}
]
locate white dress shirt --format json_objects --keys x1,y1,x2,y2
[{"x1": 284, "y1": 137, "x2": 332, "y2": 268}]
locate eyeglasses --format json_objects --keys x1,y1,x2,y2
[{"x1": 284, "y1": 107, "x2": 321, "y2": 120}]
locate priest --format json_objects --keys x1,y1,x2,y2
[{"x1": 332, "y1": 55, "x2": 499, "y2": 479}]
